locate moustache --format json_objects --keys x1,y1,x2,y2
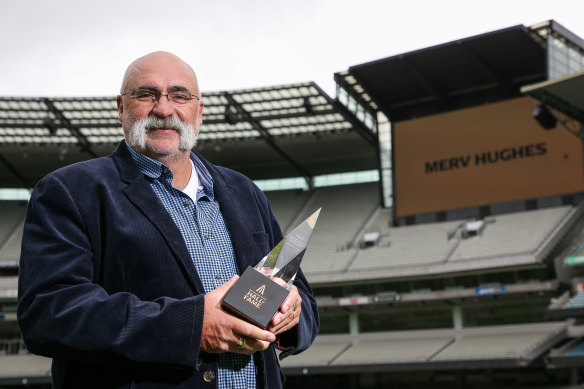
[
  {"x1": 127, "y1": 114, "x2": 198, "y2": 153},
  {"x1": 143, "y1": 116, "x2": 190, "y2": 133}
]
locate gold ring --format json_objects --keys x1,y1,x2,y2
[
  {"x1": 236, "y1": 337, "x2": 246, "y2": 349},
  {"x1": 290, "y1": 312, "x2": 295, "y2": 320},
  {"x1": 293, "y1": 302, "x2": 298, "y2": 311}
]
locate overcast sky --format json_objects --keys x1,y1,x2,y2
[{"x1": 1, "y1": 0, "x2": 583, "y2": 98}]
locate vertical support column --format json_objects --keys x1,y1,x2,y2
[
  {"x1": 349, "y1": 312, "x2": 360, "y2": 335},
  {"x1": 452, "y1": 306, "x2": 463, "y2": 329},
  {"x1": 377, "y1": 111, "x2": 393, "y2": 209}
]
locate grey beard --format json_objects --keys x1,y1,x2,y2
[{"x1": 127, "y1": 115, "x2": 198, "y2": 154}]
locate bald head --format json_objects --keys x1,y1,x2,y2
[
  {"x1": 116, "y1": 51, "x2": 204, "y2": 162},
  {"x1": 120, "y1": 51, "x2": 200, "y2": 96}
]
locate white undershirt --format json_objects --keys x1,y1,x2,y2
[{"x1": 181, "y1": 159, "x2": 202, "y2": 202}]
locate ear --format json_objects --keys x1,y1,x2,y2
[
  {"x1": 198, "y1": 99, "x2": 204, "y2": 126},
  {"x1": 116, "y1": 95, "x2": 124, "y2": 122}
]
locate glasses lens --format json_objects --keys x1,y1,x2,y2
[
  {"x1": 133, "y1": 90, "x2": 158, "y2": 102},
  {"x1": 168, "y1": 92, "x2": 192, "y2": 105}
]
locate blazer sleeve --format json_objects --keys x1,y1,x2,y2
[
  {"x1": 17, "y1": 172, "x2": 205, "y2": 368},
  {"x1": 276, "y1": 265, "x2": 320, "y2": 359}
]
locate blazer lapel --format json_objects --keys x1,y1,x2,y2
[
  {"x1": 113, "y1": 142, "x2": 205, "y2": 294},
  {"x1": 200, "y1": 158, "x2": 254, "y2": 275}
]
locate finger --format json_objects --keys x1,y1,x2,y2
[
  {"x1": 207, "y1": 276, "x2": 240, "y2": 308},
  {"x1": 271, "y1": 304, "x2": 294, "y2": 327},
  {"x1": 269, "y1": 305, "x2": 301, "y2": 334},
  {"x1": 216, "y1": 275, "x2": 239, "y2": 294},
  {"x1": 271, "y1": 309, "x2": 300, "y2": 335},
  {"x1": 269, "y1": 287, "x2": 301, "y2": 331},
  {"x1": 268, "y1": 310, "x2": 292, "y2": 332},
  {"x1": 271, "y1": 277, "x2": 287, "y2": 287},
  {"x1": 231, "y1": 336, "x2": 271, "y2": 354},
  {"x1": 279, "y1": 286, "x2": 300, "y2": 313},
  {"x1": 292, "y1": 299, "x2": 300, "y2": 312},
  {"x1": 230, "y1": 316, "x2": 276, "y2": 344}
]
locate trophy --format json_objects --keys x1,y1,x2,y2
[{"x1": 222, "y1": 208, "x2": 321, "y2": 328}]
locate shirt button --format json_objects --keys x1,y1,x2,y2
[
  {"x1": 184, "y1": 200, "x2": 191, "y2": 207},
  {"x1": 204, "y1": 235, "x2": 210, "y2": 240},
  {"x1": 215, "y1": 274, "x2": 222, "y2": 280},
  {"x1": 203, "y1": 370, "x2": 216, "y2": 382}
]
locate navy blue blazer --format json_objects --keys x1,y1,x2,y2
[{"x1": 17, "y1": 141, "x2": 319, "y2": 389}]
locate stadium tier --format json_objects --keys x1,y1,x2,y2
[
  {"x1": 281, "y1": 322, "x2": 567, "y2": 373},
  {"x1": 547, "y1": 290, "x2": 584, "y2": 320},
  {"x1": 0, "y1": 354, "x2": 51, "y2": 386},
  {"x1": 263, "y1": 189, "x2": 312, "y2": 232},
  {"x1": 280, "y1": 182, "x2": 381, "y2": 275},
  {"x1": 547, "y1": 338, "x2": 584, "y2": 368},
  {"x1": 296, "y1": 194, "x2": 581, "y2": 283},
  {"x1": 0, "y1": 277, "x2": 17, "y2": 301},
  {"x1": 0, "y1": 201, "x2": 26, "y2": 265}
]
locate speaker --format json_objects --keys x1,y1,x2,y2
[{"x1": 533, "y1": 104, "x2": 557, "y2": 130}]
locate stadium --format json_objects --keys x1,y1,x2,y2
[{"x1": 2, "y1": 19, "x2": 584, "y2": 388}]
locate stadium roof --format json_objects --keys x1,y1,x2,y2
[
  {"x1": 335, "y1": 20, "x2": 582, "y2": 123},
  {"x1": 0, "y1": 82, "x2": 377, "y2": 188},
  {"x1": 520, "y1": 70, "x2": 584, "y2": 123}
]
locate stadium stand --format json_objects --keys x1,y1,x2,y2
[
  {"x1": 300, "y1": 203, "x2": 582, "y2": 284},
  {"x1": 547, "y1": 290, "x2": 584, "y2": 319},
  {"x1": 0, "y1": 277, "x2": 17, "y2": 300},
  {"x1": 349, "y1": 219, "x2": 464, "y2": 269},
  {"x1": 0, "y1": 201, "x2": 26, "y2": 267},
  {"x1": 449, "y1": 206, "x2": 574, "y2": 262},
  {"x1": 564, "y1": 293, "x2": 584, "y2": 309},
  {"x1": 431, "y1": 323, "x2": 565, "y2": 366},
  {"x1": 546, "y1": 334, "x2": 584, "y2": 369},
  {"x1": 0, "y1": 354, "x2": 51, "y2": 386},
  {"x1": 0, "y1": 221, "x2": 24, "y2": 269},
  {"x1": 264, "y1": 189, "x2": 312, "y2": 232},
  {"x1": 332, "y1": 336, "x2": 453, "y2": 365},
  {"x1": 281, "y1": 322, "x2": 567, "y2": 373},
  {"x1": 283, "y1": 182, "x2": 380, "y2": 275}
]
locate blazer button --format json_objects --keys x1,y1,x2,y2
[{"x1": 203, "y1": 370, "x2": 216, "y2": 383}]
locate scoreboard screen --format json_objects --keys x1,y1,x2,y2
[{"x1": 392, "y1": 97, "x2": 584, "y2": 218}]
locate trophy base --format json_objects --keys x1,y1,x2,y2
[{"x1": 222, "y1": 266, "x2": 289, "y2": 329}]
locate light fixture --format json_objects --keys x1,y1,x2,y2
[{"x1": 533, "y1": 104, "x2": 557, "y2": 130}]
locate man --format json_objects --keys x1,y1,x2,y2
[{"x1": 17, "y1": 51, "x2": 319, "y2": 388}]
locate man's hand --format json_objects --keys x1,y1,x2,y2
[
  {"x1": 201, "y1": 276, "x2": 276, "y2": 354},
  {"x1": 268, "y1": 283, "x2": 302, "y2": 335}
]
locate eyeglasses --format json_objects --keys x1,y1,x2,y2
[{"x1": 121, "y1": 89, "x2": 200, "y2": 106}]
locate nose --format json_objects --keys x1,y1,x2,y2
[{"x1": 150, "y1": 94, "x2": 174, "y2": 117}]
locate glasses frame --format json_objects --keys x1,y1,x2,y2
[{"x1": 120, "y1": 89, "x2": 200, "y2": 105}]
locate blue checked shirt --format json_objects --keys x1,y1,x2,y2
[{"x1": 127, "y1": 144, "x2": 256, "y2": 389}]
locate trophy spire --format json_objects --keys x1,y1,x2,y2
[{"x1": 254, "y1": 208, "x2": 321, "y2": 290}]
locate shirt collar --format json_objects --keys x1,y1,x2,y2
[{"x1": 125, "y1": 141, "x2": 215, "y2": 200}]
